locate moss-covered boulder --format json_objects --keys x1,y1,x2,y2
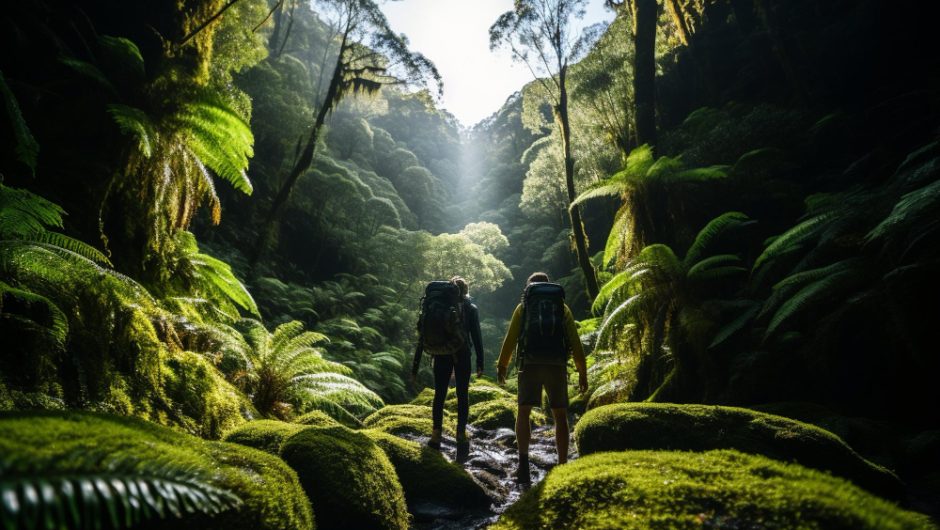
[
  {"x1": 222, "y1": 419, "x2": 306, "y2": 455},
  {"x1": 493, "y1": 450, "x2": 932, "y2": 530},
  {"x1": 575, "y1": 403, "x2": 902, "y2": 499},
  {"x1": 362, "y1": 429, "x2": 491, "y2": 510},
  {"x1": 0, "y1": 412, "x2": 313, "y2": 530},
  {"x1": 293, "y1": 410, "x2": 343, "y2": 428},
  {"x1": 468, "y1": 399, "x2": 547, "y2": 430},
  {"x1": 298, "y1": 395, "x2": 363, "y2": 428},
  {"x1": 411, "y1": 381, "x2": 514, "y2": 412},
  {"x1": 364, "y1": 404, "x2": 456, "y2": 437},
  {"x1": 280, "y1": 425, "x2": 408, "y2": 530}
]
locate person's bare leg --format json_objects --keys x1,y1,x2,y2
[
  {"x1": 515, "y1": 405, "x2": 532, "y2": 483},
  {"x1": 551, "y1": 407, "x2": 569, "y2": 464},
  {"x1": 516, "y1": 405, "x2": 532, "y2": 456}
]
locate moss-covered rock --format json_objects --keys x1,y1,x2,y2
[
  {"x1": 298, "y1": 395, "x2": 363, "y2": 428},
  {"x1": 280, "y1": 425, "x2": 408, "y2": 530},
  {"x1": 293, "y1": 410, "x2": 342, "y2": 428},
  {"x1": 411, "y1": 381, "x2": 514, "y2": 413},
  {"x1": 362, "y1": 429, "x2": 491, "y2": 510},
  {"x1": 493, "y1": 450, "x2": 932, "y2": 530},
  {"x1": 575, "y1": 403, "x2": 902, "y2": 499},
  {"x1": 364, "y1": 404, "x2": 456, "y2": 437},
  {"x1": 222, "y1": 420, "x2": 306, "y2": 455},
  {"x1": 162, "y1": 349, "x2": 250, "y2": 439},
  {"x1": 0, "y1": 412, "x2": 313, "y2": 530},
  {"x1": 468, "y1": 399, "x2": 547, "y2": 430}
]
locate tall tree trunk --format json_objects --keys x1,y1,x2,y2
[
  {"x1": 249, "y1": 34, "x2": 347, "y2": 267},
  {"x1": 664, "y1": 0, "x2": 692, "y2": 45},
  {"x1": 632, "y1": 0, "x2": 658, "y2": 148},
  {"x1": 557, "y1": 66, "x2": 600, "y2": 300}
]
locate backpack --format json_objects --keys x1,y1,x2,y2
[
  {"x1": 519, "y1": 282, "x2": 567, "y2": 365},
  {"x1": 418, "y1": 281, "x2": 467, "y2": 356}
]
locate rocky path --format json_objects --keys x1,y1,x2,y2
[{"x1": 402, "y1": 422, "x2": 575, "y2": 530}]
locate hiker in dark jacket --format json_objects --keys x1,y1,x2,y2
[{"x1": 412, "y1": 276, "x2": 484, "y2": 448}]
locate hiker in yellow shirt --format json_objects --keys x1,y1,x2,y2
[{"x1": 497, "y1": 272, "x2": 588, "y2": 484}]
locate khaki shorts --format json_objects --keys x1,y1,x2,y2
[{"x1": 517, "y1": 363, "x2": 568, "y2": 408}]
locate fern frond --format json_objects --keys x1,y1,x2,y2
[
  {"x1": 603, "y1": 207, "x2": 631, "y2": 268},
  {"x1": 634, "y1": 244, "x2": 681, "y2": 276},
  {"x1": 58, "y1": 56, "x2": 116, "y2": 93},
  {"x1": 625, "y1": 144, "x2": 655, "y2": 177},
  {"x1": 753, "y1": 212, "x2": 833, "y2": 271},
  {"x1": 295, "y1": 372, "x2": 384, "y2": 417},
  {"x1": 867, "y1": 179, "x2": 940, "y2": 242},
  {"x1": 0, "y1": 280, "x2": 69, "y2": 347},
  {"x1": 764, "y1": 268, "x2": 858, "y2": 339},
  {"x1": 34, "y1": 232, "x2": 112, "y2": 266},
  {"x1": 674, "y1": 165, "x2": 730, "y2": 181},
  {"x1": 0, "y1": 184, "x2": 65, "y2": 238},
  {"x1": 570, "y1": 182, "x2": 625, "y2": 209},
  {"x1": 98, "y1": 35, "x2": 145, "y2": 79},
  {"x1": 709, "y1": 302, "x2": 760, "y2": 349},
  {"x1": 0, "y1": 467, "x2": 241, "y2": 530},
  {"x1": 646, "y1": 155, "x2": 684, "y2": 178},
  {"x1": 684, "y1": 212, "x2": 750, "y2": 267},
  {"x1": 0, "y1": 70, "x2": 39, "y2": 175},
  {"x1": 178, "y1": 96, "x2": 254, "y2": 195},
  {"x1": 107, "y1": 104, "x2": 156, "y2": 158},
  {"x1": 596, "y1": 293, "x2": 646, "y2": 347}
]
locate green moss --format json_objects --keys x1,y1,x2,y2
[
  {"x1": 410, "y1": 387, "x2": 435, "y2": 407},
  {"x1": 0, "y1": 411, "x2": 313, "y2": 530},
  {"x1": 223, "y1": 420, "x2": 306, "y2": 455},
  {"x1": 364, "y1": 404, "x2": 457, "y2": 437},
  {"x1": 411, "y1": 381, "x2": 513, "y2": 413},
  {"x1": 298, "y1": 395, "x2": 363, "y2": 428},
  {"x1": 575, "y1": 403, "x2": 902, "y2": 499},
  {"x1": 293, "y1": 410, "x2": 342, "y2": 428},
  {"x1": 362, "y1": 429, "x2": 490, "y2": 510},
  {"x1": 493, "y1": 450, "x2": 933, "y2": 530},
  {"x1": 467, "y1": 399, "x2": 546, "y2": 430},
  {"x1": 280, "y1": 425, "x2": 409, "y2": 530},
  {"x1": 162, "y1": 350, "x2": 248, "y2": 439}
]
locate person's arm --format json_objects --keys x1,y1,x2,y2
[
  {"x1": 468, "y1": 302, "x2": 485, "y2": 375},
  {"x1": 411, "y1": 342, "x2": 423, "y2": 377},
  {"x1": 497, "y1": 304, "x2": 523, "y2": 383},
  {"x1": 563, "y1": 305, "x2": 588, "y2": 393}
]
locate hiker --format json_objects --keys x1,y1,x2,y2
[
  {"x1": 497, "y1": 272, "x2": 588, "y2": 484},
  {"x1": 412, "y1": 276, "x2": 485, "y2": 449}
]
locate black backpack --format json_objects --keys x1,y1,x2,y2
[
  {"x1": 519, "y1": 282, "x2": 567, "y2": 365},
  {"x1": 418, "y1": 281, "x2": 467, "y2": 356}
]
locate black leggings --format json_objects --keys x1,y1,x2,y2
[{"x1": 432, "y1": 350, "x2": 470, "y2": 432}]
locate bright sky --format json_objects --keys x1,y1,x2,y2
[{"x1": 383, "y1": 0, "x2": 615, "y2": 127}]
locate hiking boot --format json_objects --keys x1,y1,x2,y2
[
  {"x1": 515, "y1": 455, "x2": 531, "y2": 484},
  {"x1": 427, "y1": 428, "x2": 442, "y2": 450}
]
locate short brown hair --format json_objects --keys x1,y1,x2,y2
[
  {"x1": 450, "y1": 276, "x2": 469, "y2": 297},
  {"x1": 526, "y1": 272, "x2": 550, "y2": 284}
]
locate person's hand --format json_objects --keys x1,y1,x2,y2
[
  {"x1": 497, "y1": 365, "x2": 507, "y2": 385},
  {"x1": 578, "y1": 372, "x2": 588, "y2": 395}
]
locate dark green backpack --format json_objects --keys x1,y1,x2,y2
[
  {"x1": 519, "y1": 282, "x2": 567, "y2": 365},
  {"x1": 418, "y1": 281, "x2": 466, "y2": 356}
]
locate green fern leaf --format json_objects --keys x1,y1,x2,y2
[
  {"x1": 709, "y1": 302, "x2": 760, "y2": 349},
  {"x1": 0, "y1": 281, "x2": 69, "y2": 347},
  {"x1": 753, "y1": 212, "x2": 833, "y2": 271},
  {"x1": 625, "y1": 144, "x2": 655, "y2": 177},
  {"x1": 0, "y1": 70, "x2": 39, "y2": 175},
  {"x1": 570, "y1": 182, "x2": 625, "y2": 209},
  {"x1": 684, "y1": 212, "x2": 750, "y2": 267},
  {"x1": 867, "y1": 179, "x2": 940, "y2": 242},
  {"x1": 98, "y1": 36, "x2": 145, "y2": 79},
  {"x1": 764, "y1": 269, "x2": 857, "y2": 339},
  {"x1": 107, "y1": 104, "x2": 156, "y2": 158},
  {"x1": 674, "y1": 165, "x2": 730, "y2": 181},
  {"x1": 178, "y1": 97, "x2": 254, "y2": 195}
]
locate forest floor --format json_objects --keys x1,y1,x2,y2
[{"x1": 403, "y1": 421, "x2": 571, "y2": 530}]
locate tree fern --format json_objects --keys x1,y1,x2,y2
[
  {"x1": 603, "y1": 207, "x2": 632, "y2": 267},
  {"x1": 0, "y1": 281, "x2": 68, "y2": 348},
  {"x1": 177, "y1": 96, "x2": 254, "y2": 195},
  {"x1": 0, "y1": 70, "x2": 39, "y2": 175},
  {"x1": 293, "y1": 372, "x2": 384, "y2": 418},
  {"x1": 171, "y1": 232, "x2": 258, "y2": 317},
  {"x1": 0, "y1": 463, "x2": 241, "y2": 530},
  {"x1": 107, "y1": 104, "x2": 156, "y2": 158}
]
